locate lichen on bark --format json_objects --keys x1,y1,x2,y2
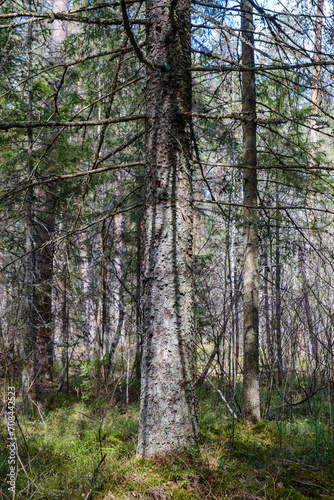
[{"x1": 137, "y1": 0, "x2": 198, "y2": 457}]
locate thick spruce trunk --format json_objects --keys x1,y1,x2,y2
[
  {"x1": 34, "y1": 0, "x2": 68, "y2": 382},
  {"x1": 22, "y1": 13, "x2": 36, "y2": 402},
  {"x1": 241, "y1": 0, "x2": 261, "y2": 424},
  {"x1": 34, "y1": 193, "x2": 55, "y2": 382},
  {"x1": 137, "y1": 0, "x2": 198, "y2": 456}
]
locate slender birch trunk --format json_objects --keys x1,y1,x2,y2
[
  {"x1": 241, "y1": 0, "x2": 261, "y2": 424},
  {"x1": 137, "y1": 0, "x2": 198, "y2": 456},
  {"x1": 79, "y1": 233, "x2": 93, "y2": 361}
]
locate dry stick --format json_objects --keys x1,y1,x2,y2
[
  {"x1": 0, "y1": 46, "x2": 135, "y2": 99},
  {"x1": 0, "y1": 114, "x2": 146, "y2": 131},
  {"x1": 257, "y1": 99, "x2": 334, "y2": 139},
  {"x1": 3, "y1": 418, "x2": 33, "y2": 489},
  {"x1": 28, "y1": 75, "x2": 144, "y2": 180},
  {"x1": 191, "y1": 160, "x2": 334, "y2": 171},
  {"x1": 0, "y1": 0, "x2": 144, "y2": 17},
  {"x1": 194, "y1": 198, "x2": 334, "y2": 214},
  {"x1": 120, "y1": 0, "x2": 155, "y2": 69},
  {"x1": 189, "y1": 111, "x2": 287, "y2": 124},
  {"x1": 204, "y1": 375, "x2": 238, "y2": 419},
  {"x1": 293, "y1": 304, "x2": 333, "y2": 356},
  {"x1": 0, "y1": 201, "x2": 143, "y2": 273},
  {"x1": 79, "y1": 37, "x2": 129, "y2": 211},
  {"x1": 68, "y1": 0, "x2": 143, "y2": 13},
  {"x1": 191, "y1": 121, "x2": 229, "y2": 219},
  {"x1": 190, "y1": 111, "x2": 334, "y2": 139},
  {"x1": 15, "y1": 415, "x2": 31, "y2": 469},
  {"x1": 94, "y1": 129, "x2": 144, "y2": 169},
  {"x1": 192, "y1": 0, "x2": 225, "y2": 8},
  {"x1": 187, "y1": 59, "x2": 334, "y2": 72},
  {"x1": 283, "y1": 209, "x2": 333, "y2": 270},
  {"x1": 259, "y1": 70, "x2": 334, "y2": 127},
  {"x1": 0, "y1": 12, "x2": 147, "y2": 29}
]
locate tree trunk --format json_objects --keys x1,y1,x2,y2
[
  {"x1": 301, "y1": 0, "x2": 324, "y2": 368},
  {"x1": 79, "y1": 233, "x2": 93, "y2": 361},
  {"x1": 263, "y1": 251, "x2": 273, "y2": 367},
  {"x1": 275, "y1": 206, "x2": 283, "y2": 386},
  {"x1": 309, "y1": 0, "x2": 324, "y2": 172},
  {"x1": 32, "y1": 0, "x2": 68, "y2": 384},
  {"x1": 22, "y1": 10, "x2": 37, "y2": 402},
  {"x1": 106, "y1": 214, "x2": 127, "y2": 376},
  {"x1": 34, "y1": 193, "x2": 55, "y2": 382},
  {"x1": 137, "y1": 0, "x2": 198, "y2": 456},
  {"x1": 241, "y1": 0, "x2": 261, "y2": 424},
  {"x1": 58, "y1": 241, "x2": 69, "y2": 392}
]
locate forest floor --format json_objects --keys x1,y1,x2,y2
[{"x1": 1, "y1": 376, "x2": 334, "y2": 500}]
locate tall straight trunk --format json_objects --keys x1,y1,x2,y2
[
  {"x1": 22, "y1": 9, "x2": 37, "y2": 401},
  {"x1": 137, "y1": 0, "x2": 198, "y2": 456},
  {"x1": 275, "y1": 207, "x2": 283, "y2": 386},
  {"x1": 263, "y1": 251, "x2": 273, "y2": 366},
  {"x1": 309, "y1": 0, "x2": 324, "y2": 172},
  {"x1": 34, "y1": 193, "x2": 55, "y2": 382},
  {"x1": 58, "y1": 245, "x2": 69, "y2": 392},
  {"x1": 106, "y1": 214, "x2": 127, "y2": 375},
  {"x1": 50, "y1": 0, "x2": 68, "y2": 64},
  {"x1": 134, "y1": 210, "x2": 143, "y2": 380},
  {"x1": 97, "y1": 220, "x2": 108, "y2": 359},
  {"x1": 301, "y1": 0, "x2": 324, "y2": 368},
  {"x1": 241, "y1": 0, "x2": 261, "y2": 424},
  {"x1": 79, "y1": 233, "x2": 93, "y2": 361},
  {"x1": 33, "y1": 0, "x2": 68, "y2": 383},
  {"x1": 299, "y1": 245, "x2": 318, "y2": 363}
]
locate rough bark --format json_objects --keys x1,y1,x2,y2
[
  {"x1": 34, "y1": 190, "x2": 55, "y2": 381},
  {"x1": 22, "y1": 11, "x2": 37, "y2": 401},
  {"x1": 34, "y1": 0, "x2": 69, "y2": 382},
  {"x1": 240, "y1": 0, "x2": 261, "y2": 424},
  {"x1": 137, "y1": 0, "x2": 198, "y2": 456}
]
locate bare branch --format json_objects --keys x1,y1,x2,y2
[{"x1": 0, "y1": 114, "x2": 146, "y2": 131}]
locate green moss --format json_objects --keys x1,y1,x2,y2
[{"x1": 1, "y1": 383, "x2": 333, "y2": 499}]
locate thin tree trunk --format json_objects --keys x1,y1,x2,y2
[
  {"x1": 97, "y1": 219, "x2": 108, "y2": 359},
  {"x1": 275, "y1": 206, "x2": 283, "y2": 386},
  {"x1": 299, "y1": 245, "x2": 318, "y2": 363},
  {"x1": 134, "y1": 210, "x2": 143, "y2": 381},
  {"x1": 22, "y1": 8, "x2": 37, "y2": 403},
  {"x1": 58, "y1": 246, "x2": 69, "y2": 392},
  {"x1": 106, "y1": 214, "x2": 127, "y2": 375},
  {"x1": 137, "y1": 0, "x2": 198, "y2": 456},
  {"x1": 79, "y1": 233, "x2": 93, "y2": 361},
  {"x1": 241, "y1": 0, "x2": 261, "y2": 424},
  {"x1": 263, "y1": 251, "x2": 273, "y2": 367}
]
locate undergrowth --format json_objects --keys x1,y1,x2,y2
[{"x1": 0, "y1": 379, "x2": 333, "y2": 499}]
